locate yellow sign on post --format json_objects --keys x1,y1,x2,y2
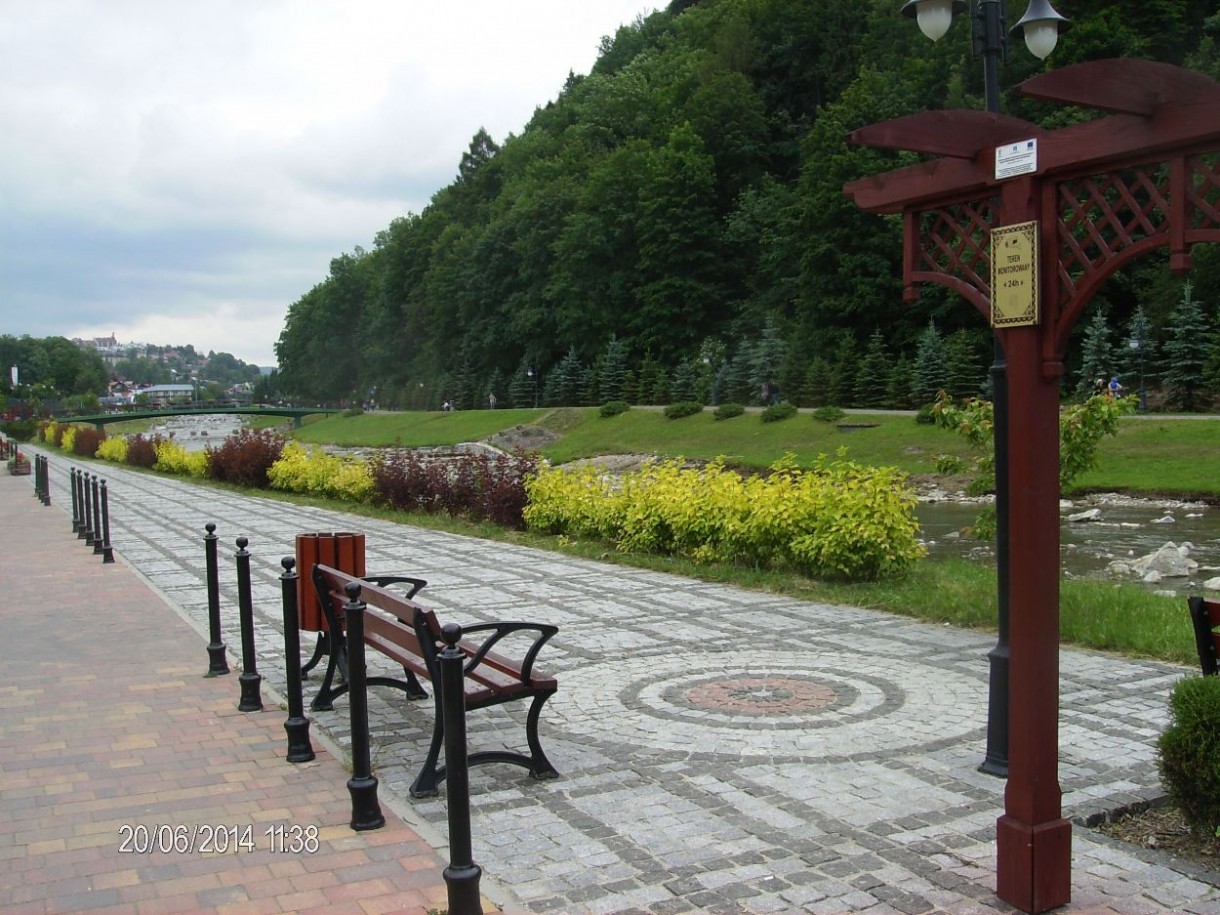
[{"x1": 991, "y1": 220, "x2": 1040, "y2": 327}]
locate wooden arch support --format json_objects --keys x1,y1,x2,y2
[
  {"x1": 844, "y1": 58, "x2": 1220, "y2": 360},
  {"x1": 842, "y1": 59, "x2": 1220, "y2": 915}
]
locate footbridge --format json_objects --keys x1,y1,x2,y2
[{"x1": 59, "y1": 405, "x2": 342, "y2": 431}]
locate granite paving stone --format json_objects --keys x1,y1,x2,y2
[{"x1": 12, "y1": 449, "x2": 1220, "y2": 914}]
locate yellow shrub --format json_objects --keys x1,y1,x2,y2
[
  {"x1": 154, "y1": 440, "x2": 209, "y2": 477},
  {"x1": 524, "y1": 451, "x2": 924, "y2": 582},
  {"x1": 60, "y1": 426, "x2": 77, "y2": 453},
  {"x1": 96, "y1": 437, "x2": 130, "y2": 463},
  {"x1": 267, "y1": 442, "x2": 373, "y2": 503}
]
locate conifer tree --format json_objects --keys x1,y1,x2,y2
[
  {"x1": 854, "y1": 329, "x2": 890, "y2": 408},
  {"x1": 912, "y1": 320, "x2": 948, "y2": 405},
  {"x1": 803, "y1": 357, "x2": 833, "y2": 407},
  {"x1": 1164, "y1": 282, "x2": 1211, "y2": 411},
  {"x1": 1074, "y1": 309, "x2": 1115, "y2": 400},
  {"x1": 885, "y1": 355, "x2": 915, "y2": 409},
  {"x1": 944, "y1": 330, "x2": 984, "y2": 400},
  {"x1": 597, "y1": 336, "x2": 629, "y2": 403}
]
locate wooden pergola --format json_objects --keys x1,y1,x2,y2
[{"x1": 844, "y1": 58, "x2": 1220, "y2": 913}]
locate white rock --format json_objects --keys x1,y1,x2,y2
[
  {"x1": 1143, "y1": 571, "x2": 1163, "y2": 583},
  {"x1": 1067, "y1": 508, "x2": 1103, "y2": 523},
  {"x1": 1205, "y1": 577, "x2": 1220, "y2": 592},
  {"x1": 1115, "y1": 542, "x2": 1198, "y2": 579},
  {"x1": 1151, "y1": 515, "x2": 1176, "y2": 524}
]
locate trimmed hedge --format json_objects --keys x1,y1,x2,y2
[{"x1": 524, "y1": 451, "x2": 924, "y2": 581}]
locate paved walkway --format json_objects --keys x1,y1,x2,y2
[
  {"x1": 0, "y1": 469, "x2": 457, "y2": 914},
  {"x1": 7, "y1": 448, "x2": 1220, "y2": 914}
]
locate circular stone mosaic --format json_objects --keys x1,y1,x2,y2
[
  {"x1": 682, "y1": 676, "x2": 840, "y2": 715},
  {"x1": 551, "y1": 649, "x2": 985, "y2": 759}
]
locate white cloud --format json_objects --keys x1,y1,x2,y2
[{"x1": 0, "y1": 0, "x2": 658, "y2": 366}]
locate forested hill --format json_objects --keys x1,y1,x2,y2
[{"x1": 274, "y1": 0, "x2": 1220, "y2": 411}]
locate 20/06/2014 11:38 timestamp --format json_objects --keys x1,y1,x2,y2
[{"x1": 118, "y1": 823, "x2": 321, "y2": 855}]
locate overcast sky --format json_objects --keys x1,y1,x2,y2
[{"x1": 1, "y1": 1, "x2": 659, "y2": 367}]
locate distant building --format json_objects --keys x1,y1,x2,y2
[{"x1": 135, "y1": 384, "x2": 195, "y2": 406}]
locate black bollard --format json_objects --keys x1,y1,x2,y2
[
  {"x1": 99, "y1": 479, "x2": 114, "y2": 563},
  {"x1": 40, "y1": 455, "x2": 51, "y2": 506},
  {"x1": 440, "y1": 622, "x2": 483, "y2": 914},
  {"x1": 235, "y1": 537, "x2": 263, "y2": 712},
  {"x1": 77, "y1": 469, "x2": 91, "y2": 541},
  {"x1": 204, "y1": 524, "x2": 229, "y2": 676},
  {"x1": 91, "y1": 475, "x2": 103, "y2": 555},
  {"x1": 70, "y1": 468, "x2": 80, "y2": 533},
  {"x1": 343, "y1": 582, "x2": 385, "y2": 830},
  {"x1": 279, "y1": 557, "x2": 315, "y2": 763}
]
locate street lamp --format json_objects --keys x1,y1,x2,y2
[
  {"x1": 902, "y1": 0, "x2": 1070, "y2": 111},
  {"x1": 1128, "y1": 335, "x2": 1146, "y2": 411},
  {"x1": 902, "y1": 0, "x2": 1070, "y2": 780},
  {"x1": 526, "y1": 367, "x2": 539, "y2": 408}
]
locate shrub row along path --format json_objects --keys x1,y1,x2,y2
[{"x1": 9, "y1": 446, "x2": 1220, "y2": 914}]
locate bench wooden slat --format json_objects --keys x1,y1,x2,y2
[
  {"x1": 1189, "y1": 596, "x2": 1220, "y2": 677},
  {"x1": 309, "y1": 562, "x2": 560, "y2": 797}
]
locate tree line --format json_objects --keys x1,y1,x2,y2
[{"x1": 270, "y1": 0, "x2": 1219, "y2": 411}]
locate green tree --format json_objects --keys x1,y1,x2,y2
[
  {"x1": 944, "y1": 330, "x2": 984, "y2": 401},
  {"x1": 1163, "y1": 282, "x2": 1211, "y2": 411},
  {"x1": 854, "y1": 329, "x2": 890, "y2": 408},
  {"x1": 912, "y1": 321, "x2": 949, "y2": 405},
  {"x1": 1074, "y1": 309, "x2": 1116, "y2": 400}
]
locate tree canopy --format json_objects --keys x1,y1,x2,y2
[{"x1": 274, "y1": 0, "x2": 1220, "y2": 410}]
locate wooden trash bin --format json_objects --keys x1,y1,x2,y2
[{"x1": 295, "y1": 532, "x2": 366, "y2": 632}]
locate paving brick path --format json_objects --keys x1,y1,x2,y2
[
  {"x1": 7, "y1": 449, "x2": 1220, "y2": 914},
  {"x1": 0, "y1": 470, "x2": 454, "y2": 915}
]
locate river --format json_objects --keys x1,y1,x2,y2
[{"x1": 918, "y1": 494, "x2": 1220, "y2": 595}]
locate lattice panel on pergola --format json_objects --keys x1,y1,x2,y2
[
  {"x1": 1191, "y1": 152, "x2": 1220, "y2": 230},
  {"x1": 917, "y1": 199, "x2": 994, "y2": 297},
  {"x1": 1055, "y1": 165, "x2": 1170, "y2": 304}
]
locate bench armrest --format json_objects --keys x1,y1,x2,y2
[
  {"x1": 361, "y1": 575, "x2": 427, "y2": 600},
  {"x1": 458, "y1": 621, "x2": 558, "y2": 681}
]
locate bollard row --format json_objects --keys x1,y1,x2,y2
[
  {"x1": 68, "y1": 467, "x2": 114, "y2": 563},
  {"x1": 204, "y1": 525, "x2": 481, "y2": 912}
]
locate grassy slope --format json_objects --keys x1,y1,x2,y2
[{"x1": 294, "y1": 407, "x2": 1220, "y2": 499}]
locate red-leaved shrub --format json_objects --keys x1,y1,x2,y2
[
  {"x1": 126, "y1": 434, "x2": 163, "y2": 468},
  {"x1": 371, "y1": 449, "x2": 537, "y2": 529},
  {"x1": 72, "y1": 427, "x2": 105, "y2": 457},
  {"x1": 206, "y1": 429, "x2": 286, "y2": 488}
]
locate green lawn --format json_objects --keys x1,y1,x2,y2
[{"x1": 292, "y1": 406, "x2": 1220, "y2": 499}]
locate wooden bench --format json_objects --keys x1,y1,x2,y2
[
  {"x1": 311, "y1": 563, "x2": 560, "y2": 797},
  {"x1": 307, "y1": 573, "x2": 429, "y2": 709},
  {"x1": 1189, "y1": 596, "x2": 1220, "y2": 676}
]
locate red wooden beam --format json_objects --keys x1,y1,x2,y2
[
  {"x1": 848, "y1": 109, "x2": 1045, "y2": 159},
  {"x1": 1018, "y1": 58, "x2": 1219, "y2": 116}
]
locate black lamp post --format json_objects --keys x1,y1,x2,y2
[
  {"x1": 527, "y1": 367, "x2": 539, "y2": 408},
  {"x1": 1128, "y1": 334, "x2": 1147, "y2": 411},
  {"x1": 901, "y1": 0, "x2": 1070, "y2": 779}
]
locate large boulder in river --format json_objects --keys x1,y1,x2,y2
[{"x1": 1111, "y1": 542, "x2": 1198, "y2": 579}]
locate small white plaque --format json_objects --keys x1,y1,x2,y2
[{"x1": 996, "y1": 138, "x2": 1038, "y2": 180}]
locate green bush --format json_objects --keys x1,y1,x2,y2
[
  {"x1": 663, "y1": 401, "x2": 704, "y2": 419},
  {"x1": 0, "y1": 419, "x2": 38, "y2": 442},
  {"x1": 811, "y1": 406, "x2": 846, "y2": 423},
  {"x1": 523, "y1": 451, "x2": 924, "y2": 581},
  {"x1": 268, "y1": 442, "x2": 373, "y2": 502},
  {"x1": 915, "y1": 404, "x2": 937, "y2": 425},
  {"x1": 713, "y1": 402, "x2": 745, "y2": 421},
  {"x1": 600, "y1": 400, "x2": 631, "y2": 418},
  {"x1": 1158, "y1": 676, "x2": 1220, "y2": 835},
  {"x1": 760, "y1": 402, "x2": 797, "y2": 423},
  {"x1": 934, "y1": 453, "x2": 967, "y2": 474}
]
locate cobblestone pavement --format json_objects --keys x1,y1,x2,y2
[{"x1": 33, "y1": 450, "x2": 1220, "y2": 914}]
